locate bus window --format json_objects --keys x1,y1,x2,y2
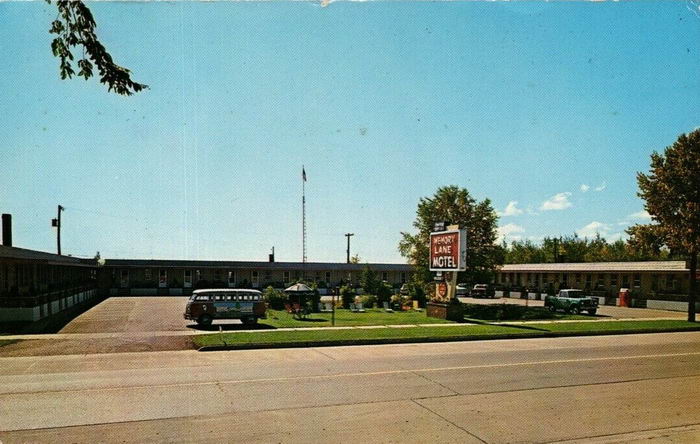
[
  {"x1": 225, "y1": 295, "x2": 232, "y2": 301},
  {"x1": 195, "y1": 295, "x2": 210, "y2": 301}
]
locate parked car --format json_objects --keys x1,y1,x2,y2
[
  {"x1": 470, "y1": 284, "x2": 495, "y2": 298},
  {"x1": 455, "y1": 283, "x2": 469, "y2": 297},
  {"x1": 544, "y1": 289, "x2": 598, "y2": 315}
]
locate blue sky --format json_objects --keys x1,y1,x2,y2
[{"x1": 1, "y1": 1, "x2": 699, "y2": 263}]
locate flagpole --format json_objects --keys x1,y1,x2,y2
[{"x1": 302, "y1": 166, "x2": 307, "y2": 266}]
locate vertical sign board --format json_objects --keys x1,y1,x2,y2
[
  {"x1": 430, "y1": 228, "x2": 467, "y2": 302},
  {"x1": 429, "y1": 229, "x2": 467, "y2": 272}
]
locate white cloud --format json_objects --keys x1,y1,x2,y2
[
  {"x1": 628, "y1": 210, "x2": 651, "y2": 221},
  {"x1": 594, "y1": 182, "x2": 607, "y2": 192},
  {"x1": 497, "y1": 223, "x2": 525, "y2": 242},
  {"x1": 540, "y1": 192, "x2": 573, "y2": 211},
  {"x1": 580, "y1": 184, "x2": 590, "y2": 193},
  {"x1": 498, "y1": 201, "x2": 523, "y2": 217},
  {"x1": 577, "y1": 221, "x2": 611, "y2": 238}
]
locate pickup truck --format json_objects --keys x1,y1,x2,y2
[{"x1": 544, "y1": 289, "x2": 598, "y2": 315}]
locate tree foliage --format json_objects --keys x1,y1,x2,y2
[
  {"x1": 359, "y1": 265, "x2": 379, "y2": 295},
  {"x1": 399, "y1": 185, "x2": 501, "y2": 286},
  {"x1": 503, "y1": 234, "x2": 671, "y2": 264},
  {"x1": 630, "y1": 129, "x2": 700, "y2": 321},
  {"x1": 47, "y1": 0, "x2": 147, "y2": 95}
]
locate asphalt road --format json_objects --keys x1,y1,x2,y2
[{"x1": 1, "y1": 332, "x2": 699, "y2": 443}]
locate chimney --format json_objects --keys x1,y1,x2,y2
[
  {"x1": 1, "y1": 214, "x2": 11, "y2": 247},
  {"x1": 269, "y1": 246, "x2": 275, "y2": 263}
]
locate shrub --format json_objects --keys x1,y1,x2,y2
[
  {"x1": 340, "y1": 285, "x2": 355, "y2": 308},
  {"x1": 359, "y1": 294, "x2": 377, "y2": 308},
  {"x1": 263, "y1": 286, "x2": 287, "y2": 310},
  {"x1": 462, "y1": 303, "x2": 557, "y2": 321},
  {"x1": 376, "y1": 282, "x2": 393, "y2": 305}
]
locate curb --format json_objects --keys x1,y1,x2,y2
[{"x1": 197, "y1": 326, "x2": 700, "y2": 352}]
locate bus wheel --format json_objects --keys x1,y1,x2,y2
[
  {"x1": 198, "y1": 314, "x2": 212, "y2": 326},
  {"x1": 242, "y1": 317, "x2": 257, "y2": 326}
]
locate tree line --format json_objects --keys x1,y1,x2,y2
[{"x1": 502, "y1": 234, "x2": 678, "y2": 265}]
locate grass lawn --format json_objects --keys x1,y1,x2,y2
[
  {"x1": 193, "y1": 319, "x2": 700, "y2": 349},
  {"x1": 261, "y1": 308, "x2": 453, "y2": 328}
]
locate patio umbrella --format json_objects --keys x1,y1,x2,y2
[{"x1": 284, "y1": 283, "x2": 314, "y2": 305}]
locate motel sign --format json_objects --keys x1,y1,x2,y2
[{"x1": 429, "y1": 228, "x2": 467, "y2": 272}]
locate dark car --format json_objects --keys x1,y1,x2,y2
[{"x1": 470, "y1": 284, "x2": 495, "y2": 298}]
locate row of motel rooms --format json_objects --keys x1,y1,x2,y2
[
  {"x1": 103, "y1": 259, "x2": 414, "y2": 289},
  {"x1": 496, "y1": 261, "x2": 692, "y2": 295},
  {"x1": 0, "y1": 245, "x2": 693, "y2": 298}
]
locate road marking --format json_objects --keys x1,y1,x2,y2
[{"x1": 4, "y1": 351, "x2": 700, "y2": 396}]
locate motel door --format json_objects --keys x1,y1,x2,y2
[
  {"x1": 120, "y1": 270, "x2": 129, "y2": 288},
  {"x1": 159, "y1": 269, "x2": 167, "y2": 288},
  {"x1": 228, "y1": 271, "x2": 236, "y2": 288},
  {"x1": 184, "y1": 270, "x2": 192, "y2": 288}
]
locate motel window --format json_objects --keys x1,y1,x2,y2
[
  {"x1": 576, "y1": 273, "x2": 581, "y2": 285},
  {"x1": 326, "y1": 272, "x2": 332, "y2": 283},
  {"x1": 585, "y1": 274, "x2": 592, "y2": 288},
  {"x1": 382, "y1": 272, "x2": 388, "y2": 281},
  {"x1": 400, "y1": 272, "x2": 406, "y2": 283},
  {"x1": 666, "y1": 274, "x2": 675, "y2": 291},
  {"x1": 252, "y1": 271, "x2": 258, "y2": 279},
  {"x1": 562, "y1": 274, "x2": 568, "y2": 287},
  {"x1": 597, "y1": 274, "x2": 605, "y2": 288},
  {"x1": 214, "y1": 270, "x2": 222, "y2": 282},
  {"x1": 651, "y1": 274, "x2": 658, "y2": 291},
  {"x1": 228, "y1": 271, "x2": 235, "y2": 285},
  {"x1": 610, "y1": 274, "x2": 618, "y2": 289},
  {"x1": 633, "y1": 274, "x2": 641, "y2": 288},
  {"x1": 622, "y1": 275, "x2": 630, "y2": 288},
  {"x1": 144, "y1": 268, "x2": 152, "y2": 281},
  {"x1": 284, "y1": 271, "x2": 290, "y2": 282}
]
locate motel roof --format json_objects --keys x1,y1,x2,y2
[
  {"x1": 103, "y1": 259, "x2": 413, "y2": 272},
  {"x1": 499, "y1": 261, "x2": 688, "y2": 273},
  {"x1": 0, "y1": 245, "x2": 96, "y2": 267}
]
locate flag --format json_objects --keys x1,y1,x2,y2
[{"x1": 302, "y1": 167, "x2": 307, "y2": 182}]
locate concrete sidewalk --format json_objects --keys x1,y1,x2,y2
[{"x1": 0, "y1": 316, "x2": 686, "y2": 341}]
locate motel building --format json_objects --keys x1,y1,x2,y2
[
  {"x1": 495, "y1": 261, "x2": 698, "y2": 312},
  {"x1": 102, "y1": 259, "x2": 413, "y2": 296}
]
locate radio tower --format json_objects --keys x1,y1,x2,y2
[{"x1": 302, "y1": 166, "x2": 307, "y2": 264}]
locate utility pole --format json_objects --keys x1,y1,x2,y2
[
  {"x1": 51, "y1": 205, "x2": 64, "y2": 255},
  {"x1": 345, "y1": 233, "x2": 354, "y2": 263}
]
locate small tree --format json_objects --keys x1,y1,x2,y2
[
  {"x1": 629, "y1": 129, "x2": 700, "y2": 322},
  {"x1": 376, "y1": 281, "x2": 393, "y2": 305},
  {"x1": 263, "y1": 286, "x2": 287, "y2": 310},
  {"x1": 359, "y1": 265, "x2": 379, "y2": 295},
  {"x1": 339, "y1": 285, "x2": 355, "y2": 308}
]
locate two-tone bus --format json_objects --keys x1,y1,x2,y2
[{"x1": 184, "y1": 288, "x2": 266, "y2": 326}]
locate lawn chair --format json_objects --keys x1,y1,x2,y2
[
  {"x1": 350, "y1": 303, "x2": 358, "y2": 312},
  {"x1": 284, "y1": 303, "x2": 293, "y2": 314},
  {"x1": 321, "y1": 302, "x2": 334, "y2": 313},
  {"x1": 356, "y1": 302, "x2": 366, "y2": 313},
  {"x1": 383, "y1": 302, "x2": 394, "y2": 313}
]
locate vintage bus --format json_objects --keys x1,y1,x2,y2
[{"x1": 184, "y1": 288, "x2": 266, "y2": 326}]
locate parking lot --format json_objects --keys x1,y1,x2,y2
[
  {"x1": 60, "y1": 295, "x2": 687, "y2": 336},
  {"x1": 457, "y1": 296, "x2": 687, "y2": 319}
]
